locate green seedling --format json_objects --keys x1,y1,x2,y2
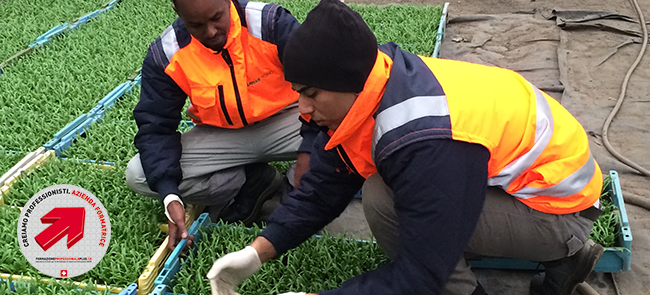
[
  {"x1": 1, "y1": 276, "x2": 113, "y2": 295},
  {"x1": 0, "y1": 0, "x2": 107, "y2": 62},
  {"x1": 0, "y1": 151, "x2": 25, "y2": 174},
  {"x1": 589, "y1": 176, "x2": 621, "y2": 247},
  {"x1": 60, "y1": 86, "x2": 193, "y2": 165},
  {"x1": 172, "y1": 223, "x2": 389, "y2": 295},
  {"x1": 269, "y1": 0, "x2": 442, "y2": 56},
  {"x1": 0, "y1": 0, "x2": 177, "y2": 152},
  {"x1": 0, "y1": 206, "x2": 37, "y2": 276}
]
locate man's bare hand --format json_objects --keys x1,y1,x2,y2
[{"x1": 167, "y1": 200, "x2": 194, "y2": 251}]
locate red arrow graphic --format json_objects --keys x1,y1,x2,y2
[{"x1": 34, "y1": 207, "x2": 85, "y2": 251}]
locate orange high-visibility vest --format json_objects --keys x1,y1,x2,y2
[
  {"x1": 162, "y1": 1, "x2": 298, "y2": 128},
  {"x1": 324, "y1": 45, "x2": 601, "y2": 215}
]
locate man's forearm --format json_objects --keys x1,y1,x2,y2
[{"x1": 250, "y1": 236, "x2": 277, "y2": 263}]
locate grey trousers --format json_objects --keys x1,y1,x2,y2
[
  {"x1": 361, "y1": 173, "x2": 595, "y2": 295},
  {"x1": 126, "y1": 106, "x2": 302, "y2": 213}
]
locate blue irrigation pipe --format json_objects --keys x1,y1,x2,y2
[
  {"x1": 58, "y1": 157, "x2": 116, "y2": 166},
  {"x1": 432, "y1": 2, "x2": 449, "y2": 58},
  {"x1": 28, "y1": 0, "x2": 122, "y2": 47},
  {"x1": 0, "y1": 0, "x2": 123, "y2": 76}
]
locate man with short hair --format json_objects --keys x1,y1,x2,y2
[
  {"x1": 126, "y1": 0, "x2": 316, "y2": 251},
  {"x1": 204, "y1": 0, "x2": 606, "y2": 294}
]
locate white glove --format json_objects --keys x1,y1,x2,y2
[{"x1": 207, "y1": 246, "x2": 262, "y2": 295}]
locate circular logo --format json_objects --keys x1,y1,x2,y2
[{"x1": 17, "y1": 184, "x2": 111, "y2": 278}]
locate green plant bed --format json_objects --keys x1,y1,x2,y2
[
  {"x1": 0, "y1": 158, "x2": 167, "y2": 287},
  {"x1": 0, "y1": 206, "x2": 38, "y2": 276},
  {"x1": 0, "y1": 152, "x2": 25, "y2": 175},
  {"x1": 59, "y1": 87, "x2": 140, "y2": 165},
  {"x1": 0, "y1": 0, "x2": 107, "y2": 62},
  {"x1": 0, "y1": 276, "x2": 113, "y2": 295},
  {"x1": 272, "y1": 0, "x2": 442, "y2": 56},
  {"x1": 171, "y1": 224, "x2": 389, "y2": 295},
  {"x1": 0, "y1": 0, "x2": 177, "y2": 152},
  {"x1": 60, "y1": 86, "x2": 193, "y2": 165}
]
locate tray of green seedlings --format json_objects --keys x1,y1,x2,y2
[
  {"x1": 59, "y1": 85, "x2": 193, "y2": 165},
  {"x1": 0, "y1": 152, "x2": 25, "y2": 176},
  {"x1": 270, "y1": 0, "x2": 442, "y2": 56},
  {"x1": 0, "y1": 0, "x2": 108, "y2": 63},
  {"x1": 58, "y1": 86, "x2": 141, "y2": 165},
  {"x1": 0, "y1": 275, "x2": 115, "y2": 295},
  {"x1": 0, "y1": 152, "x2": 29, "y2": 204},
  {"x1": 0, "y1": 206, "x2": 38, "y2": 276},
  {"x1": 0, "y1": 0, "x2": 177, "y2": 153},
  {"x1": 0, "y1": 158, "x2": 168, "y2": 288},
  {"x1": 153, "y1": 215, "x2": 389, "y2": 295},
  {"x1": 589, "y1": 170, "x2": 632, "y2": 272},
  {"x1": 468, "y1": 170, "x2": 632, "y2": 272}
]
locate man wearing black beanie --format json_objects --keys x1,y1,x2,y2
[
  {"x1": 206, "y1": 0, "x2": 605, "y2": 295},
  {"x1": 282, "y1": 0, "x2": 378, "y2": 93}
]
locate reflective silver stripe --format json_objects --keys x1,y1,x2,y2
[
  {"x1": 373, "y1": 95, "x2": 449, "y2": 147},
  {"x1": 371, "y1": 95, "x2": 448, "y2": 162},
  {"x1": 244, "y1": 2, "x2": 266, "y2": 39},
  {"x1": 513, "y1": 154, "x2": 596, "y2": 199},
  {"x1": 161, "y1": 25, "x2": 180, "y2": 63},
  {"x1": 487, "y1": 84, "x2": 554, "y2": 189}
]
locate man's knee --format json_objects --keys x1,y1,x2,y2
[
  {"x1": 125, "y1": 154, "x2": 149, "y2": 195},
  {"x1": 362, "y1": 174, "x2": 395, "y2": 226}
]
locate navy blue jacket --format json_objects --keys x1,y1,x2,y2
[
  {"x1": 260, "y1": 43, "x2": 489, "y2": 295},
  {"x1": 133, "y1": 0, "x2": 316, "y2": 200}
]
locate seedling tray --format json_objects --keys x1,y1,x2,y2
[
  {"x1": 150, "y1": 213, "x2": 388, "y2": 295},
  {"x1": 0, "y1": 149, "x2": 55, "y2": 204},
  {"x1": 0, "y1": 273, "x2": 123, "y2": 294},
  {"x1": 137, "y1": 204, "x2": 204, "y2": 295},
  {"x1": 469, "y1": 170, "x2": 632, "y2": 272},
  {"x1": 119, "y1": 283, "x2": 138, "y2": 295},
  {"x1": 151, "y1": 214, "x2": 212, "y2": 291}
]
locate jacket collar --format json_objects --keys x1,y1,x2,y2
[{"x1": 324, "y1": 50, "x2": 393, "y2": 150}]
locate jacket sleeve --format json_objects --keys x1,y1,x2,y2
[
  {"x1": 260, "y1": 132, "x2": 366, "y2": 255},
  {"x1": 320, "y1": 139, "x2": 490, "y2": 295},
  {"x1": 133, "y1": 44, "x2": 188, "y2": 201},
  {"x1": 272, "y1": 4, "x2": 300, "y2": 64}
]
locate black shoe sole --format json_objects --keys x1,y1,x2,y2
[{"x1": 240, "y1": 168, "x2": 283, "y2": 226}]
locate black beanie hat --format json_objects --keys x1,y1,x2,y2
[{"x1": 283, "y1": 0, "x2": 378, "y2": 93}]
